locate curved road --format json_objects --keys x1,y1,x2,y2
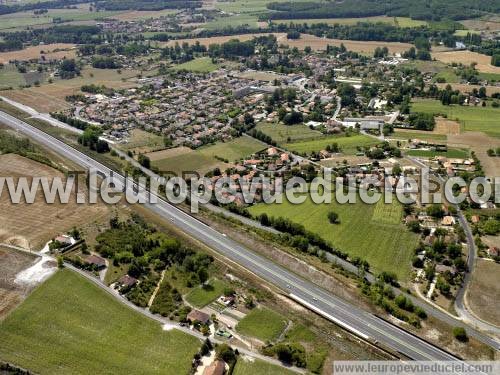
[{"x1": 1, "y1": 110, "x2": 497, "y2": 360}]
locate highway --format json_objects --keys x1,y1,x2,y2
[{"x1": 0, "y1": 110, "x2": 474, "y2": 360}]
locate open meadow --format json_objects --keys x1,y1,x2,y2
[
  {"x1": 148, "y1": 137, "x2": 264, "y2": 175},
  {"x1": 236, "y1": 307, "x2": 287, "y2": 342},
  {"x1": 185, "y1": 278, "x2": 228, "y2": 308},
  {"x1": 233, "y1": 357, "x2": 296, "y2": 375},
  {"x1": 0, "y1": 43, "x2": 76, "y2": 64},
  {"x1": 172, "y1": 57, "x2": 219, "y2": 73},
  {"x1": 256, "y1": 122, "x2": 322, "y2": 144},
  {"x1": 0, "y1": 269, "x2": 201, "y2": 374},
  {"x1": 1, "y1": 67, "x2": 140, "y2": 112},
  {"x1": 467, "y1": 259, "x2": 500, "y2": 327},
  {"x1": 431, "y1": 50, "x2": 500, "y2": 74},
  {"x1": 272, "y1": 16, "x2": 427, "y2": 27},
  {"x1": 249, "y1": 196, "x2": 419, "y2": 281},
  {"x1": 164, "y1": 32, "x2": 414, "y2": 55},
  {"x1": 0, "y1": 154, "x2": 110, "y2": 249},
  {"x1": 283, "y1": 133, "x2": 379, "y2": 155},
  {"x1": 411, "y1": 99, "x2": 500, "y2": 138}
]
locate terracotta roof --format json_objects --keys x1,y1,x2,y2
[
  {"x1": 187, "y1": 309, "x2": 210, "y2": 324},
  {"x1": 203, "y1": 360, "x2": 225, "y2": 375}
]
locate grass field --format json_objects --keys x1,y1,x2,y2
[
  {"x1": 0, "y1": 43, "x2": 76, "y2": 64},
  {"x1": 0, "y1": 269, "x2": 201, "y2": 374},
  {"x1": 233, "y1": 358, "x2": 296, "y2": 375},
  {"x1": 172, "y1": 57, "x2": 219, "y2": 73},
  {"x1": 249, "y1": 196, "x2": 418, "y2": 281},
  {"x1": 283, "y1": 134, "x2": 379, "y2": 155},
  {"x1": 272, "y1": 16, "x2": 426, "y2": 27},
  {"x1": 405, "y1": 148, "x2": 469, "y2": 159},
  {"x1": 411, "y1": 99, "x2": 500, "y2": 138},
  {"x1": 236, "y1": 307, "x2": 287, "y2": 342},
  {"x1": 185, "y1": 278, "x2": 228, "y2": 308},
  {"x1": 204, "y1": 13, "x2": 261, "y2": 30},
  {"x1": 467, "y1": 259, "x2": 500, "y2": 326},
  {"x1": 256, "y1": 122, "x2": 322, "y2": 144},
  {"x1": 149, "y1": 137, "x2": 264, "y2": 175},
  {"x1": 391, "y1": 130, "x2": 447, "y2": 141},
  {"x1": 0, "y1": 64, "x2": 25, "y2": 89},
  {"x1": 120, "y1": 129, "x2": 165, "y2": 153}
]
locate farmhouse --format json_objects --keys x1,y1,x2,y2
[
  {"x1": 187, "y1": 309, "x2": 210, "y2": 325},
  {"x1": 84, "y1": 255, "x2": 106, "y2": 270}
]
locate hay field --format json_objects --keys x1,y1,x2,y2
[
  {"x1": 0, "y1": 247, "x2": 38, "y2": 320},
  {"x1": 434, "y1": 118, "x2": 461, "y2": 135},
  {"x1": 164, "y1": 32, "x2": 413, "y2": 55},
  {"x1": 467, "y1": 259, "x2": 500, "y2": 327},
  {"x1": 431, "y1": 50, "x2": 500, "y2": 74},
  {"x1": 1, "y1": 67, "x2": 139, "y2": 112},
  {"x1": 0, "y1": 154, "x2": 110, "y2": 249},
  {"x1": 0, "y1": 43, "x2": 76, "y2": 64}
]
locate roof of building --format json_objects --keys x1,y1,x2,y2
[
  {"x1": 187, "y1": 309, "x2": 210, "y2": 324},
  {"x1": 203, "y1": 360, "x2": 225, "y2": 375},
  {"x1": 85, "y1": 255, "x2": 106, "y2": 267}
]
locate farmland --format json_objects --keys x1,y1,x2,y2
[
  {"x1": 467, "y1": 260, "x2": 500, "y2": 327},
  {"x1": 172, "y1": 57, "x2": 219, "y2": 73},
  {"x1": 283, "y1": 134, "x2": 379, "y2": 155},
  {"x1": 431, "y1": 50, "x2": 500, "y2": 74},
  {"x1": 185, "y1": 278, "x2": 228, "y2": 308},
  {"x1": 0, "y1": 64, "x2": 26, "y2": 89},
  {"x1": 148, "y1": 137, "x2": 264, "y2": 175},
  {"x1": 0, "y1": 154, "x2": 110, "y2": 249},
  {"x1": 272, "y1": 16, "x2": 427, "y2": 27},
  {"x1": 0, "y1": 43, "x2": 76, "y2": 64},
  {"x1": 233, "y1": 357, "x2": 296, "y2": 375},
  {"x1": 0, "y1": 269, "x2": 201, "y2": 374},
  {"x1": 119, "y1": 129, "x2": 165, "y2": 154},
  {"x1": 249, "y1": 196, "x2": 418, "y2": 281},
  {"x1": 411, "y1": 99, "x2": 500, "y2": 138},
  {"x1": 256, "y1": 122, "x2": 322, "y2": 144},
  {"x1": 236, "y1": 307, "x2": 287, "y2": 342},
  {"x1": 164, "y1": 33, "x2": 414, "y2": 55},
  {"x1": 390, "y1": 130, "x2": 447, "y2": 142},
  {"x1": 405, "y1": 148, "x2": 469, "y2": 159},
  {"x1": 0, "y1": 247, "x2": 38, "y2": 320},
  {"x1": 1, "y1": 67, "x2": 140, "y2": 112}
]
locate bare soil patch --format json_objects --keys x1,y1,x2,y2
[
  {"x1": 434, "y1": 117, "x2": 461, "y2": 135},
  {"x1": 0, "y1": 247, "x2": 39, "y2": 319},
  {"x1": 448, "y1": 132, "x2": 500, "y2": 176},
  {"x1": 432, "y1": 50, "x2": 500, "y2": 74},
  {"x1": 0, "y1": 43, "x2": 76, "y2": 64},
  {"x1": 467, "y1": 259, "x2": 500, "y2": 327},
  {"x1": 0, "y1": 154, "x2": 110, "y2": 249}
]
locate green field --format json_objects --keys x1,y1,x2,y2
[
  {"x1": 391, "y1": 130, "x2": 447, "y2": 141},
  {"x1": 0, "y1": 269, "x2": 200, "y2": 374},
  {"x1": 0, "y1": 64, "x2": 25, "y2": 88},
  {"x1": 236, "y1": 307, "x2": 287, "y2": 342},
  {"x1": 283, "y1": 134, "x2": 379, "y2": 155},
  {"x1": 151, "y1": 137, "x2": 264, "y2": 174},
  {"x1": 477, "y1": 72, "x2": 500, "y2": 82},
  {"x1": 185, "y1": 278, "x2": 228, "y2": 308},
  {"x1": 256, "y1": 122, "x2": 322, "y2": 144},
  {"x1": 405, "y1": 148, "x2": 469, "y2": 159},
  {"x1": 249, "y1": 196, "x2": 418, "y2": 281},
  {"x1": 204, "y1": 14, "x2": 261, "y2": 30},
  {"x1": 121, "y1": 129, "x2": 165, "y2": 152},
  {"x1": 172, "y1": 57, "x2": 219, "y2": 73},
  {"x1": 411, "y1": 99, "x2": 500, "y2": 137},
  {"x1": 233, "y1": 358, "x2": 296, "y2": 375},
  {"x1": 273, "y1": 16, "x2": 426, "y2": 27},
  {"x1": 433, "y1": 69, "x2": 460, "y2": 83}
]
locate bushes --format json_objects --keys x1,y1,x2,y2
[
  {"x1": 327, "y1": 211, "x2": 339, "y2": 224},
  {"x1": 453, "y1": 326, "x2": 468, "y2": 342},
  {"x1": 149, "y1": 281, "x2": 182, "y2": 317}
]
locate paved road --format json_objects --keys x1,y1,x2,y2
[
  {"x1": 407, "y1": 156, "x2": 500, "y2": 336},
  {"x1": 0, "y1": 110, "x2": 487, "y2": 360}
]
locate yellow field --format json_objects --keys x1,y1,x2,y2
[
  {"x1": 432, "y1": 50, "x2": 500, "y2": 74},
  {"x1": 0, "y1": 43, "x2": 76, "y2": 64},
  {"x1": 164, "y1": 32, "x2": 413, "y2": 55}
]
